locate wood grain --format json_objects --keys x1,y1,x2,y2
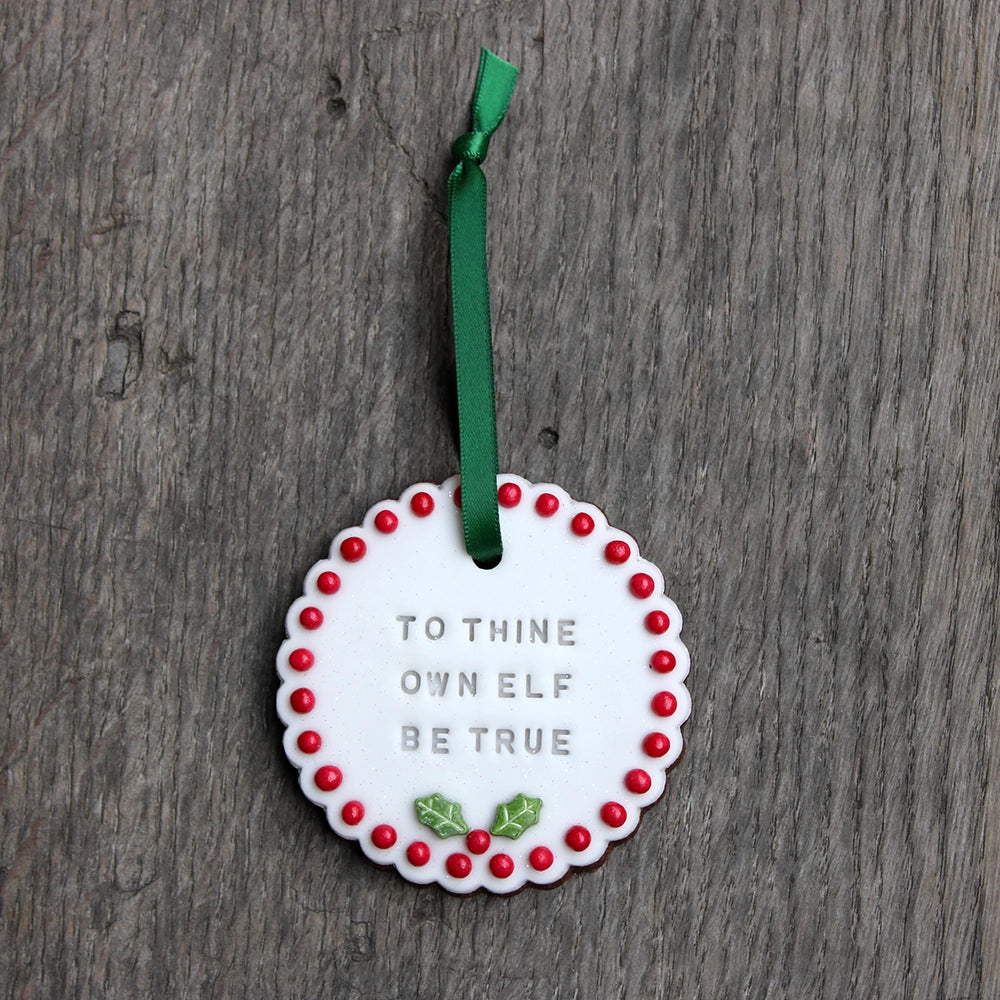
[{"x1": 1, "y1": 1, "x2": 997, "y2": 997}]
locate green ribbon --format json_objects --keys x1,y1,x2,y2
[{"x1": 448, "y1": 48, "x2": 518, "y2": 566}]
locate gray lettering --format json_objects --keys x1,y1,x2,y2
[
  {"x1": 400, "y1": 670, "x2": 421, "y2": 694},
  {"x1": 426, "y1": 671, "x2": 449, "y2": 695},
  {"x1": 524, "y1": 728, "x2": 543, "y2": 754},
  {"x1": 498, "y1": 673, "x2": 515, "y2": 698},
  {"x1": 401, "y1": 725, "x2": 419, "y2": 750},
  {"x1": 554, "y1": 673, "x2": 571, "y2": 697},
  {"x1": 397, "y1": 615, "x2": 417, "y2": 639},
  {"x1": 490, "y1": 619, "x2": 508, "y2": 642},
  {"x1": 552, "y1": 729, "x2": 570, "y2": 755},
  {"x1": 530, "y1": 619, "x2": 548, "y2": 643},
  {"x1": 469, "y1": 726, "x2": 488, "y2": 751},
  {"x1": 431, "y1": 728, "x2": 450, "y2": 754},
  {"x1": 525, "y1": 674, "x2": 543, "y2": 698},
  {"x1": 425, "y1": 616, "x2": 445, "y2": 640},
  {"x1": 462, "y1": 617, "x2": 482, "y2": 641},
  {"x1": 458, "y1": 672, "x2": 478, "y2": 696},
  {"x1": 496, "y1": 728, "x2": 515, "y2": 753},
  {"x1": 557, "y1": 619, "x2": 576, "y2": 645}
]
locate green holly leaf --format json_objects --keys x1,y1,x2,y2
[
  {"x1": 490, "y1": 793, "x2": 543, "y2": 839},
  {"x1": 414, "y1": 793, "x2": 470, "y2": 838}
]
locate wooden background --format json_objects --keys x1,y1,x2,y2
[{"x1": 2, "y1": 1, "x2": 998, "y2": 997}]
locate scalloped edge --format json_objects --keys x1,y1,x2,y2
[{"x1": 276, "y1": 475, "x2": 690, "y2": 894}]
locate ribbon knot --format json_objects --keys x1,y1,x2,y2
[{"x1": 452, "y1": 131, "x2": 491, "y2": 164}]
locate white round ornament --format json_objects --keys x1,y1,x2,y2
[{"x1": 277, "y1": 475, "x2": 690, "y2": 893}]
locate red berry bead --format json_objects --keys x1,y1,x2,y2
[
  {"x1": 490, "y1": 854, "x2": 515, "y2": 879},
  {"x1": 604, "y1": 540, "x2": 631, "y2": 564},
  {"x1": 650, "y1": 650, "x2": 677, "y2": 673},
  {"x1": 535, "y1": 493, "x2": 559, "y2": 516},
  {"x1": 645, "y1": 610, "x2": 670, "y2": 634},
  {"x1": 446, "y1": 853, "x2": 472, "y2": 879},
  {"x1": 571, "y1": 512, "x2": 595, "y2": 536},
  {"x1": 299, "y1": 607, "x2": 323, "y2": 630},
  {"x1": 371, "y1": 825, "x2": 397, "y2": 849},
  {"x1": 289, "y1": 688, "x2": 315, "y2": 713},
  {"x1": 601, "y1": 802, "x2": 628, "y2": 828},
  {"x1": 652, "y1": 691, "x2": 678, "y2": 717},
  {"x1": 340, "y1": 536, "x2": 366, "y2": 562},
  {"x1": 297, "y1": 730, "x2": 321, "y2": 754},
  {"x1": 625, "y1": 768, "x2": 652, "y2": 794},
  {"x1": 453, "y1": 486, "x2": 462, "y2": 507},
  {"x1": 643, "y1": 732, "x2": 671, "y2": 758},
  {"x1": 498, "y1": 482, "x2": 522, "y2": 507},
  {"x1": 341, "y1": 801, "x2": 364, "y2": 825},
  {"x1": 406, "y1": 841, "x2": 431, "y2": 866},
  {"x1": 314, "y1": 765, "x2": 342, "y2": 791},
  {"x1": 629, "y1": 572, "x2": 655, "y2": 598},
  {"x1": 529, "y1": 846, "x2": 554, "y2": 871},
  {"x1": 466, "y1": 830, "x2": 491, "y2": 855},
  {"x1": 374, "y1": 510, "x2": 398, "y2": 533},
  {"x1": 288, "y1": 648, "x2": 314, "y2": 671},
  {"x1": 410, "y1": 492, "x2": 434, "y2": 517},
  {"x1": 317, "y1": 571, "x2": 340, "y2": 595},
  {"x1": 565, "y1": 826, "x2": 591, "y2": 852}
]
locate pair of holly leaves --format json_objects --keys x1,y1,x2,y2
[{"x1": 415, "y1": 792, "x2": 542, "y2": 839}]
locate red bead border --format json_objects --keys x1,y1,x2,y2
[{"x1": 278, "y1": 476, "x2": 687, "y2": 890}]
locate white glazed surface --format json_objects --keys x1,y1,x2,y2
[{"x1": 277, "y1": 475, "x2": 690, "y2": 893}]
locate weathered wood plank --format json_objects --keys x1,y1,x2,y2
[{"x1": 1, "y1": 1, "x2": 997, "y2": 997}]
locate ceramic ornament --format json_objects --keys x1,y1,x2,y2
[
  {"x1": 276, "y1": 51, "x2": 690, "y2": 894},
  {"x1": 277, "y1": 476, "x2": 689, "y2": 893}
]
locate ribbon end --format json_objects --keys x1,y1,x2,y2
[
  {"x1": 472, "y1": 49, "x2": 519, "y2": 132},
  {"x1": 479, "y1": 47, "x2": 519, "y2": 82}
]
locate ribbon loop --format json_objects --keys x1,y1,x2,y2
[{"x1": 447, "y1": 48, "x2": 519, "y2": 566}]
